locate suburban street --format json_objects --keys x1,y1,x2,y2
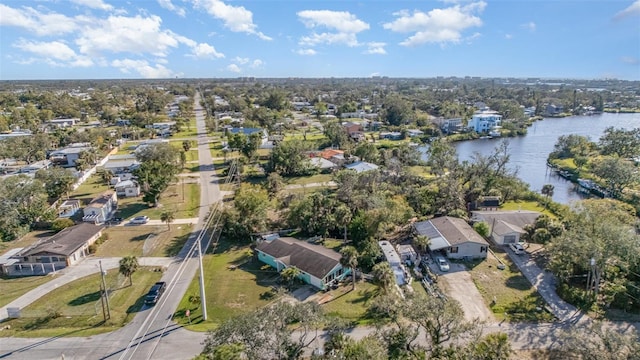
[{"x1": 0, "y1": 92, "x2": 219, "y2": 360}]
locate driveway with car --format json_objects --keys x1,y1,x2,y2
[{"x1": 434, "y1": 261, "x2": 495, "y2": 322}]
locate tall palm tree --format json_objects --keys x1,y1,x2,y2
[
  {"x1": 414, "y1": 235, "x2": 430, "y2": 255},
  {"x1": 119, "y1": 256, "x2": 139, "y2": 286},
  {"x1": 339, "y1": 246, "x2": 359, "y2": 291},
  {"x1": 160, "y1": 209, "x2": 175, "y2": 230},
  {"x1": 372, "y1": 262, "x2": 395, "y2": 293},
  {"x1": 280, "y1": 266, "x2": 301, "y2": 290},
  {"x1": 541, "y1": 184, "x2": 554, "y2": 209}
]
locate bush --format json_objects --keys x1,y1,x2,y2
[
  {"x1": 88, "y1": 244, "x2": 98, "y2": 254},
  {"x1": 51, "y1": 218, "x2": 74, "y2": 232}
]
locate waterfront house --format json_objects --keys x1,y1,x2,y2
[
  {"x1": 0, "y1": 223, "x2": 104, "y2": 276},
  {"x1": 255, "y1": 237, "x2": 350, "y2": 290},
  {"x1": 545, "y1": 104, "x2": 564, "y2": 116},
  {"x1": 471, "y1": 210, "x2": 540, "y2": 245},
  {"x1": 414, "y1": 217, "x2": 489, "y2": 260},
  {"x1": 467, "y1": 111, "x2": 502, "y2": 134},
  {"x1": 82, "y1": 190, "x2": 117, "y2": 224}
]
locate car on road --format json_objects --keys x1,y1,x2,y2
[
  {"x1": 509, "y1": 243, "x2": 526, "y2": 255},
  {"x1": 145, "y1": 281, "x2": 166, "y2": 305},
  {"x1": 130, "y1": 215, "x2": 149, "y2": 224},
  {"x1": 436, "y1": 256, "x2": 450, "y2": 272}
]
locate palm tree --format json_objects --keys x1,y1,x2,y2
[
  {"x1": 160, "y1": 209, "x2": 175, "y2": 230},
  {"x1": 372, "y1": 262, "x2": 395, "y2": 293},
  {"x1": 414, "y1": 235, "x2": 430, "y2": 255},
  {"x1": 541, "y1": 184, "x2": 554, "y2": 208},
  {"x1": 280, "y1": 266, "x2": 301, "y2": 289},
  {"x1": 119, "y1": 256, "x2": 139, "y2": 286},
  {"x1": 339, "y1": 246, "x2": 359, "y2": 291}
]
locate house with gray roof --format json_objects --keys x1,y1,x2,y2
[
  {"x1": 344, "y1": 161, "x2": 379, "y2": 173},
  {"x1": 0, "y1": 223, "x2": 103, "y2": 276},
  {"x1": 414, "y1": 216, "x2": 489, "y2": 260},
  {"x1": 255, "y1": 237, "x2": 350, "y2": 290},
  {"x1": 49, "y1": 146, "x2": 93, "y2": 167},
  {"x1": 471, "y1": 210, "x2": 541, "y2": 245}
]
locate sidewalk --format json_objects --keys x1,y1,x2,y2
[
  {"x1": 113, "y1": 218, "x2": 199, "y2": 227},
  {"x1": 506, "y1": 248, "x2": 589, "y2": 324},
  {"x1": 0, "y1": 257, "x2": 175, "y2": 322}
]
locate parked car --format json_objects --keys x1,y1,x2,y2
[
  {"x1": 130, "y1": 215, "x2": 149, "y2": 224},
  {"x1": 436, "y1": 257, "x2": 450, "y2": 272},
  {"x1": 509, "y1": 243, "x2": 525, "y2": 255},
  {"x1": 145, "y1": 281, "x2": 167, "y2": 305}
]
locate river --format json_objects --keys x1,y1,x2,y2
[{"x1": 421, "y1": 112, "x2": 640, "y2": 204}]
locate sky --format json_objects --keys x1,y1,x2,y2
[{"x1": 0, "y1": 0, "x2": 639, "y2": 80}]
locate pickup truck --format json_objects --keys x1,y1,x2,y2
[{"x1": 145, "y1": 281, "x2": 166, "y2": 305}]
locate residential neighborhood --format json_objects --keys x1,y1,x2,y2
[{"x1": 0, "y1": 77, "x2": 638, "y2": 360}]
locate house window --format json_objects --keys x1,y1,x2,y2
[
  {"x1": 450, "y1": 247, "x2": 459, "y2": 253},
  {"x1": 480, "y1": 246, "x2": 487, "y2": 253}
]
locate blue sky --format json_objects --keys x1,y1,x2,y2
[{"x1": 0, "y1": 0, "x2": 639, "y2": 80}]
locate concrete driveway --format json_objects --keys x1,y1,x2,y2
[{"x1": 434, "y1": 262, "x2": 495, "y2": 322}]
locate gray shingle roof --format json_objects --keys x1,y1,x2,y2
[
  {"x1": 414, "y1": 216, "x2": 488, "y2": 250},
  {"x1": 21, "y1": 223, "x2": 103, "y2": 257},
  {"x1": 256, "y1": 237, "x2": 341, "y2": 279}
]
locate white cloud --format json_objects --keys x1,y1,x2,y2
[
  {"x1": 227, "y1": 63, "x2": 241, "y2": 73},
  {"x1": 621, "y1": 56, "x2": 640, "y2": 65},
  {"x1": 158, "y1": 0, "x2": 186, "y2": 17},
  {"x1": 75, "y1": 15, "x2": 193, "y2": 57},
  {"x1": 191, "y1": 43, "x2": 225, "y2": 59},
  {"x1": 614, "y1": 0, "x2": 640, "y2": 20},
  {"x1": 234, "y1": 57, "x2": 249, "y2": 64},
  {"x1": 0, "y1": 4, "x2": 79, "y2": 36},
  {"x1": 112, "y1": 58, "x2": 175, "y2": 78},
  {"x1": 250, "y1": 59, "x2": 264, "y2": 68},
  {"x1": 297, "y1": 10, "x2": 369, "y2": 48},
  {"x1": 194, "y1": 0, "x2": 271, "y2": 40},
  {"x1": 296, "y1": 49, "x2": 317, "y2": 56},
  {"x1": 13, "y1": 38, "x2": 93, "y2": 67},
  {"x1": 297, "y1": 10, "x2": 369, "y2": 33},
  {"x1": 505, "y1": 34, "x2": 513, "y2": 40},
  {"x1": 383, "y1": 1, "x2": 486, "y2": 46},
  {"x1": 521, "y1": 21, "x2": 536, "y2": 32},
  {"x1": 364, "y1": 42, "x2": 387, "y2": 55},
  {"x1": 69, "y1": 0, "x2": 114, "y2": 11}
]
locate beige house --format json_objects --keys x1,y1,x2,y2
[
  {"x1": 414, "y1": 216, "x2": 489, "y2": 260},
  {"x1": 471, "y1": 210, "x2": 541, "y2": 245},
  {"x1": 0, "y1": 223, "x2": 104, "y2": 276}
]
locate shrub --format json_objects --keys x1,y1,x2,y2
[{"x1": 51, "y1": 218, "x2": 74, "y2": 232}]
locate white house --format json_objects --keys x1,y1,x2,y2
[
  {"x1": 471, "y1": 210, "x2": 541, "y2": 245},
  {"x1": 82, "y1": 190, "x2": 118, "y2": 224},
  {"x1": 467, "y1": 111, "x2": 502, "y2": 133},
  {"x1": 414, "y1": 216, "x2": 489, "y2": 260},
  {"x1": 58, "y1": 199, "x2": 81, "y2": 218},
  {"x1": 114, "y1": 180, "x2": 140, "y2": 197},
  {"x1": 49, "y1": 146, "x2": 93, "y2": 168}
]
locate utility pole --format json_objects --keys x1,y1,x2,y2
[
  {"x1": 198, "y1": 239, "x2": 208, "y2": 321},
  {"x1": 99, "y1": 260, "x2": 111, "y2": 320}
]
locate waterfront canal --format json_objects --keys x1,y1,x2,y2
[{"x1": 424, "y1": 112, "x2": 640, "y2": 204}]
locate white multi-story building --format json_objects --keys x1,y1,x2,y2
[{"x1": 467, "y1": 110, "x2": 502, "y2": 133}]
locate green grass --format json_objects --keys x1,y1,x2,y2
[
  {"x1": 0, "y1": 275, "x2": 53, "y2": 308},
  {"x1": 467, "y1": 249, "x2": 555, "y2": 322},
  {"x1": 95, "y1": 224, "x2": 193, "y2": 257},
  {"x1": 0, "y1": 268, "x2": 162, "y2": 337},
  {"x1": 285, "y1": 173, "x2": 333, "y2": 186},
  {"x1": 321, "y1": 281, "x2": 378, "y2": 325},
  {"x1": 0, "y1": 230, "x2": 53, "y2": 254},
  {"x1": 117, "y1": 182, "x2": 201, "y2": 219},
  {"x1": 500, "y1": 200, "x2": 553, "y2": 216},
  {"x1": 175, "y1": 243, "x2": 279, "y2": 331},
  {"x1": 407, "y1": 165, "x2": 437, "y2": 179}
]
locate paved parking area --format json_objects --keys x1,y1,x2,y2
[{"x1": 435, "y1": 262, "x2": 495, "y2": 322}]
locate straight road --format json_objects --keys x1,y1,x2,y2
[{"x1": 0, "y1": 92, "x2": 219, "y2": 360}]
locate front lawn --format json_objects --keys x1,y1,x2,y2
[
  {"x1": 175, "y1": 243, "x2": 279, "y2": 331},
  {"x1": 468, "y1": 249, "x2": 554, "y2": 322},
  {"x1": 96, "y1": 224, "x2": 193, "y2": 257},
  {"x1": 321, "y1": 281, "x2": 378, "y2": 325},
  {"x1": 116, "y1": 182, "x2": 200, "y2": 219},
  {"x1": 0, "y1": 275, "x2": 53, "y2": 308},
  {"x1": 0, "y1": 268, "x2": 162, "y2": 337}
]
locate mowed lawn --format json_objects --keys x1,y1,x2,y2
[
  {"x1": 0, "y1": 268, "x2": 162, "y2": 338},
  {"x1": 321, "y1": 281, "x2": 379, "y2": 325},
  {"x1": 0, "y1": 275, "x2": 53, "y2": 308},
  {"x1": 176, "y1": 243, "x2": 280, "y2": 330},
  {"x1": 96, "y1": 224, "x2": 193, "y2": 257},
  {"x1": 468, "y1": 249, "x2": 555, "y2": 322}
]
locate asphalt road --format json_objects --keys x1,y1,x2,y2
[{"x1": 0, "y1": 92, "x2": 220, "y2": 360}]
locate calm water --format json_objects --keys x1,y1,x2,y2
[{"x1": 421, "y1": 113, "x2": 640, "y2": 204}]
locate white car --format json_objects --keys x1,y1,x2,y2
[
  {"x1": 130, "y1": 215, "x2": 149, "y2": 224},
  {"x1": 436, "y1": 257, "x2": 450, "y2": 272},
  {"x1": 509, "y1": 243, "x2": 525, "y2": 255}
]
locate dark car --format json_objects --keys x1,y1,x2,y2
[{"x1": 145, "y1": 281, "x2": 166, "y2": 305}]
